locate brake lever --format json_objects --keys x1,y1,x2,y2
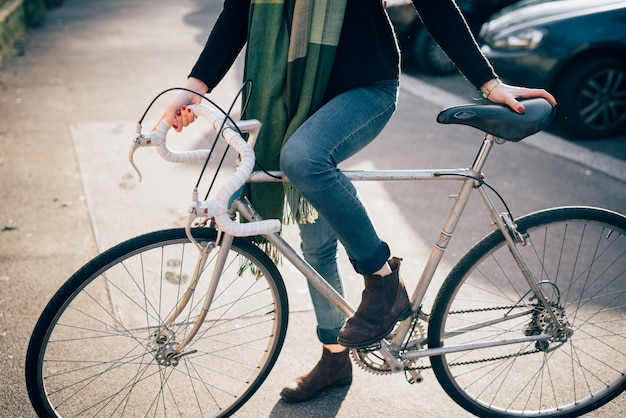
[{"x1": 129, "y1": 122, "x2": 168, "y2": 181}]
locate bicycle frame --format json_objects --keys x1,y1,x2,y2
[{"x1": 173, "y1": 132, "x2": 563, "y2": 371}]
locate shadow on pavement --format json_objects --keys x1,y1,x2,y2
[{"x1": 269, "y1": 386, "x2": 350, "y2": 417}]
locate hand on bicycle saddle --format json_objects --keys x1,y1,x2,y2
[{"x1": 481, "y1": 78, "x2": 557, "y2": 114}]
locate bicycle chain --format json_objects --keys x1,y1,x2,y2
[
  {"x1": 353, "y1": 304, "x2": 540, "y2": 374},
  {"x1": 405, "y1": 346, "x2": 540, "y2": 371},
  {"x1": 448, "y1": 303, "x2": 527, "y2": 315}
]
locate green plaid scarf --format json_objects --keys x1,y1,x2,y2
[{"x1": 242, "y1": 0, "x2": 347, "y2": 225}]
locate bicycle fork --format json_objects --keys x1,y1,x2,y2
[{"x1": 150, "y1": 231, "x2": 234, "y2": 366}]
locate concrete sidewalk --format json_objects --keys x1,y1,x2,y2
[
  {"x1": 0, "y1": 1, "x2": 624, "y2": 417},
  {"x1": 0, "y1": 2, "x2": 448, "y2": 416}
]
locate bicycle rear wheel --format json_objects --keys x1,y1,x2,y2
[
  {"x1": 429, "y1": 207, "x2": 626, "y2": 417},
  {"x1": 25, "y1": 228, "x2": 288, "y2": 417}
]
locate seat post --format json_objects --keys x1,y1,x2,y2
[{"x1": 470, "y1": 134, "x2": 498, "y2": 173}]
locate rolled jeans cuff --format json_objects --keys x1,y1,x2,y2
[
  {"x1": 350, "y1": 241, "x2": 391, "y2": 275},
  {"x1": 317, "y1": 326, "x2": 343, "y2": 345}
]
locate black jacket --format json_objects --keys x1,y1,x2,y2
[{"x1": 189, "y1": 0, "x2": 496, "y2": 102}]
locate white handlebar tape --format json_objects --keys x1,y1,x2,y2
[
  {"x1": 161, "y1": 104, "x2": 281, "y2": 237},
  {"x1": 152, "y1": 119, "x2": 212, "y2": 163}
]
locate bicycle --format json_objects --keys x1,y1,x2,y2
[{"x1": 25, "y1": 92, "x2": 626, "y2": 417}]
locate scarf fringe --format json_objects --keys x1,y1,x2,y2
[
  {"x1": 284, "y1": 186, "x2": 319, "y2": 225},
  {"x1": 252, "y1": 239, "x2": 284, "y2": 269},
  {"x1": 249, "y1": 187, "x2": 318, "y2": 267}
]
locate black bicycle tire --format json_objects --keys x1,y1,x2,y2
[
  {"x1": 428, "y1": 206, "x2": 626, "y2": 417},
  {"x1": 25, "y1": 227, "x2": 289, "y2": 417}
]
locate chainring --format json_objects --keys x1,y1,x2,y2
[{"x1": 350, "y1": 320, "x2": 426, "y2": 375}]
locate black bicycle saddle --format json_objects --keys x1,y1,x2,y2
[{"x1": 436, "y1": 98, "x2": 556, "y2": 142}]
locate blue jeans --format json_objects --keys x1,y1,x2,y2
[{"x1": 281, "y1": 79, "x2": 399, "y2": 344}]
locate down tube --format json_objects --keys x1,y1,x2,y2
[{"x1": 234, "y1": 199, "x2": 355, "y2": 319}]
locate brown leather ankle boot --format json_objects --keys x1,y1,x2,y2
[
  {"x1": 280, "y1": 347, "x2": 352, "y2": 403},
  {"x1": 337, "y1": 257, "x2": 411, "y2": 348}
]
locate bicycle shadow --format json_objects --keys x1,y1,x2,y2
[{"x1": 268, "y1": 386, "x2": 351, "y2": 417}]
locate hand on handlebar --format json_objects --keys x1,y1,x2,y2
[
  {"x1": 482, "y1": 79, "x2": 557, "y2": 114},
  {"x1": 152, "y1": 78, "x2": 209, "y2": 132}
]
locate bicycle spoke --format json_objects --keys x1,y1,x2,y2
[
  {"x1": 430, "y1": 208, "x2": 626, "y2": 417},
  {"x1": 27, "y1": 229, "x2": 288, "y2": 417}
]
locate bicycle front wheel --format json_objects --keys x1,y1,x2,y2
[
  {"x1": 25, "y1": 228, "x2": 288, "y2": 417},
  {"x1": 429, "y1": 207, "x2": 626, "y2": 417}
]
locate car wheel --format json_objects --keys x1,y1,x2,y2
[
  {"x1": 555, "y1": 56, "x2": 626, "y2": 138},
  {"x1": 413, "y1": 29, "x2": 458, "y2": 75}
]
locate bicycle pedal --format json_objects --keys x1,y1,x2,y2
[
  {"x1": 406, "y1": 368, "x2": 424, "y2": 384},
  {"x1": 356, "y1": 343, "x2": 382, "y2": 354}
]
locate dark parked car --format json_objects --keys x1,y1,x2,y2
[
  {"x1": 387, "y1": 0, "x2": 519, "y2": 74},
  {"x1": 479, "y1": 0, "x2": 626, "y2": 138}
]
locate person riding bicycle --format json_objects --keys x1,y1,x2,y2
[{"x1": 161, "y1": 0, "x2": 556, "y2": 404}]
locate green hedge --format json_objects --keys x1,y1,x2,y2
[
  {"x1": 1, "y1": 1, "x2": 25, "y2": 58},
  {"x1": 24, "y1": 0, "x2": 46, "y2": 26},
  {"x1": 1, "y1": 0, "x2": 61, "y2": 61}
]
